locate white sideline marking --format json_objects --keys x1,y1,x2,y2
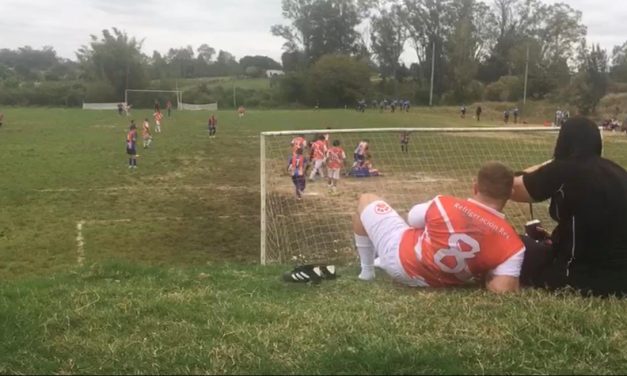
[{"x1": 76, "y1": 220, "x2": 86, "y2": 267}]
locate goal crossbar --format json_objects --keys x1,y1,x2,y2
[{"x1": 261, "y1": 127, "x2": 557, "y2": 136}]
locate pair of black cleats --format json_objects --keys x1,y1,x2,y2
[{"x1": 283, "y1": 264, "x2": 337, "y2": 284}]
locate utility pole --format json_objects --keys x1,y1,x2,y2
[
  {"x1": 523, "y1": 44, "x2": 530, "y2": 105},
  {"x1": 233, "y1": 81, "x2": 237, "y2": 108},
  {"x1": 429, "y1": 41, "x2": 436, "y2": 107}
]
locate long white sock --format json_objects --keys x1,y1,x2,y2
[{"x1": 355, "y1": 234, "x2": 375, "y2": 281}]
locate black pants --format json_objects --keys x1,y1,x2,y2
[{"x1": 519, "y1": 236, "x2": 566, "y2": 289}]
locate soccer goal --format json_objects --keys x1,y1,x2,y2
[
  {"x1": 260, "y1": 127, "x2": 561, "y2": 265},
  {"x1": 82, "y1": 102, "x2": 122, "y2": 110}
]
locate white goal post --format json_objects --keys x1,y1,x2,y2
[{"x1": 260, "y1": 127, "x2": 562, "y2": 265}]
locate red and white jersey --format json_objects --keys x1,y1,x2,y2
[
  {"x1": 324, "y1": 133, "x2": 330, "y2": 147},
  {"x1": 399, "y1": 195, "x2": 525, "y2": 287},
  {"x1": 291, "y1": 136, "x2": 307, "y2": 153},
  {"x1": 142, "y1": 121, "x2": 150, "y2": 136},
  {"x1": 153, "y1": 112, "x2": 163, "y2": 122},
  {"x1": 326, "y1": 146, "x2": 346, "y2": 169},
  {"x1": 311, "y1": 140, "x2": 327, "y2": 161}
]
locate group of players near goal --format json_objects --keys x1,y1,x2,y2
[
  {"x1": 287, "y1": 130, "x2": 383, "y2": 200},
  {"x1": 292, "y1": 117, "x2": 627, "y2": 297}
]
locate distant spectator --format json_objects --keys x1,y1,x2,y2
[
  {"x1": 504, "y1": 110, "x2": 510, "y2": 124},
  {"x1": 513, "y1": 107, "x2": 519, "y2": 124},
  {"x1": 475, "y1": 106, "x2": 482, "y2": 122},
  {"x1": 460, "y1": 105, "x2": 467, "y2": 119}
]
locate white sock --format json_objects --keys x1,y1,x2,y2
[{"x1": 355, "y1": 234, "x2": 375, "y2": 281}]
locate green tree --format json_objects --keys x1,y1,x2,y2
[
  {"x1": 370, "y1": 5, "x2": 407, "y2": 79},
  {"x1": 610, "y1": 41, "x2": 627, "y2": 82},
  {"x1": 271, "y1": 0, "x2": 373, "y2": 64},
  {"x1": 239, "y1": 55, "x2": 282, "y2": 71},
  {"x1": 309, "y1": 54, "x2": 371, "y2": 107},
  {"x1": 197, "y1": 44, "x2": 216, "y2": 63},
  {"x1": 76, "y1": 28, "x2": 148, "y2": 98},
  {"x1": 570, "y1": 43, "x2": 608, "y2": 115}
]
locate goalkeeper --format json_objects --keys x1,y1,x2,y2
[{"x1": 353, "y1": 162, "x2": 525, "y2": 293}]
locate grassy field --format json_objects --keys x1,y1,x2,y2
[{"x1": 1, "y1": 107, "x2": 626, "y2": 374}]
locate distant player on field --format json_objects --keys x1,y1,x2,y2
[
  {"x1": 142, "y1": 118, "x2": 152, "y2": 148},
  {"x1": 153, "y1": 110, "x2": 163, "y2": 133},
  {"x1": 326, "y1": 140, "x2": 346, "y2": 193},
  {"x1": 208, "y1": 113, "x2": 217, "y2": 138},
  {"x1": 309, "y1": 134, "x2": 328, "y2": 181},
  {"x1": 166, "y1": 100, "x2": 172, "y2": 117},
  {"x1": 288, "y1": 148, "x2": 308, "y2": 200},
  {"x1": 154, "y1": 100, "x2": 161, "y2": 113},
  {"x1": 0, "y1": 111, "x2": 4, "y2": 128},
  {"x1": 460, "y1": 105, "x2": 467, "y2": 119},
  {"x1": 238, "y1": 105, "x2": 246, "y2": 118},
  {"x1": 353, "y1": 161, "x2": 524, "y2": 293},
  {"x1": 400, "y1": 131, "x2": 409, "y2": 153},
  {"x1": 126, "y1": 121, "x2": 138, "y2": 169}
]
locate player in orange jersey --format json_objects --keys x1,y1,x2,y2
[
  {"x1": 326, "y1": 140, "x2": 346, "y2": 193},
  {"x1": 352, "y1": 161, "x2": 525, "y2": 293},
  {"x1": 153, "y1": 110, "x2": 163, "y2": 133},
  {"x1": 142, "y1": 118, "x2": 152, "y2": 148},
  {"x1": 238, "y1": 105, "x2": 246, "y2": 118},
  {"x1": 308, "y1": 134, "x2": 328, "y2": 181}
]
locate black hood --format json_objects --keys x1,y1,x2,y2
[{"x1": 553, "y1": 116, "x2": 602, "y2": 160}]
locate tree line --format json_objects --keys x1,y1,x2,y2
[{"x1": 1, "y1": 0, "x2": 627, "y2": 112}]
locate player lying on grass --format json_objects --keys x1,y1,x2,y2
[{"x1": 353, "y1": 161, "x2": 525, "y2": 294}]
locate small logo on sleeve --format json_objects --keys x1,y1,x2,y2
[{"x1": 375, "y1": 202, "x2": 392, "y2": 215}]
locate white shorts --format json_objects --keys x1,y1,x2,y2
[
  {"x1": 312, "y1": 159, "x2": 324, "y2": 170},
  {"x1": 328, "y1": 168, "x2": 341, "y2": 180},
  {"x1": 360, "y1": 200, "x2": 428, "y2": 287}
]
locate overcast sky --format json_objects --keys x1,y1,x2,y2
[{"x1": 0, "y1": 0, "x2": 623, "y2": 64}]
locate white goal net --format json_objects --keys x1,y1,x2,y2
[
  {"x1": 260, "y1": 127, "x2": 561, "y2": 265},
  {"x1": 179, "y1": 102, "x2": 218, "y2": 111},
  {"x1": 82, "y1": 102, "x2": 122, "y2": 110}
]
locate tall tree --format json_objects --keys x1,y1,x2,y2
[
  {"x1": 570, "y1": 43, "x2": 608, "y2": 115},
  {"x1": 403, "y1": 0, "x2": 454, "y2": 95},
  {"x1": 197, "y1": 44, "x2": 216, "y2": 63},
  {"x1": 610, "y1": 41, "x2": 627, "y2": 82},
  {"x1": 370, "y1": 5, "x2": 407, "y2": 79},
  {"x1": 76, "y1": 28, "x2": 148, "y2": 97},
  {"x1": 271, "y1": 0, "x2": 373, "y2": 64}
]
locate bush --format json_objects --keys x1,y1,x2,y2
[
  {"x1": 484, "y1": 76, "x2": 522, "y2": 102},
  {"x1": 309, "y1": 55, "x2": 372, "y2": 107}
]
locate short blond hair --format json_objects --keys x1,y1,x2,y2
[{"x1": 477, "y1": 162, "x2": 514, "y2": 201}]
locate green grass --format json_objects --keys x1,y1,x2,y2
[{"x1": 0, "y1": 107, "x2": 626, "y2": 374}]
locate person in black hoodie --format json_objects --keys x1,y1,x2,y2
[{"x1": 511, "y1": 116, "x2": 627, "y2": 297}]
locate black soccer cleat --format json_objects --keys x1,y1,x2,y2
[{"x1": 282, "y1": 264, "x2": 337, "y2": 284}]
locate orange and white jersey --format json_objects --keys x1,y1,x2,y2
[
  {"x1": 326, "y1": 146, "x2": 346, "y2": 169},
  {"x1": 399, "y1": 195, "x2": 525, "y2": 287},
  {"x1": 311, "y1": 140, "x2": 327, "y2": 161},
  {"x1": 291, "y1": 136, "x2": 307, "y2": 153},
  {"x1": 142, "y1": 121, "x2": 150, "y2": 136}
]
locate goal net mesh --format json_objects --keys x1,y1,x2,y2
[
  {"x1": 82, "y1": 102, "x2": 121, "y2": 110},
  {"x1": 179, "y1": 102, "x2": 218, "y2": 111},
  {"x1": 261, "y1": 127, "x2": 560, "y2": 265}
]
